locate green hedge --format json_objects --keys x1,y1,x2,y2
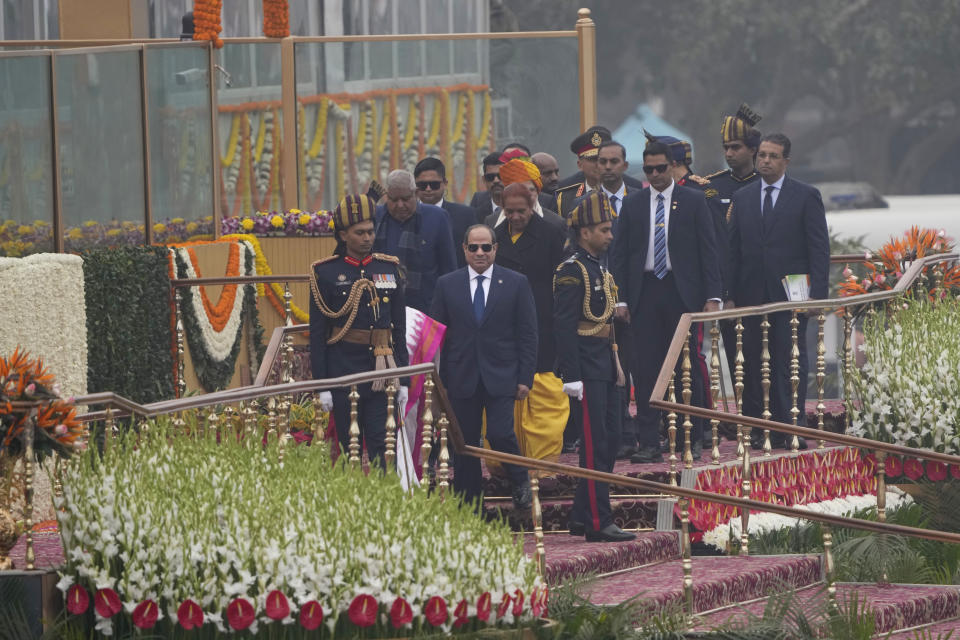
[{"x1": 82, "y1": 246, "x2": 174, "y2": 403}]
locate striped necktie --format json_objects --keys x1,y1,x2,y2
[{"x1": 654, "y1": 194, "x2": 667, "y2": 279}]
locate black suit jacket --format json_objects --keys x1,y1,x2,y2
[
  {"x1": 470, "y1": 190, "x2": 556, "y2": 220},
  {"x1": 728, "y1": 176, "x2": 830, "y2": 306},
  {"x1": 493, "y1": 214, "x2": 566, "y2": 372},
  {"x1": 555, "y1": 171, "x2": 645, "y2": 191},
  {"x1": 440, "y1": 200, "x2": 479, "y2": 268},
  {"x1": 430, "y1": 265, "x2": 538, "y2": 398},
  {"x1": 611, "y1": 184, "x2": 721, "y2": 316},
  {"x1": 484, "y1": 205, "x2": 567, "y2": 240}
]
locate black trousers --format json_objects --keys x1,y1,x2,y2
[
  {"x1": 332, "y1": 384, "x2": 387, "y2": 466},
  {"x1": 614, "y1": 318, "x2": 638, "y2": 446},
  {"x1": 569, "y1": 380, "x2": 621, "y2": 531},
  {"x1": 741, "y1": 311, "x2": 809, "y2": 445},
  {"x1": 450, "y1": 381, "x2": 527, "y2": 507},
  {"x1": 632, "y1": 272, "x2": 706, "y2": 450}
]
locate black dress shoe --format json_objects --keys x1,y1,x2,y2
[
  {"x1": 568, "y1": 521, "x2": 585, "y2": 536},
  {"x1": 690, "y1": 440, "x2": 703, "y2": 460},
  {"x1": 585, "y1": 524, "x2": 637, "y2": 543},
  {"x1": 512, "y1": 481, "x2": 532, "y2": 510},
  {"x1": 630, "y1": 447, "x2": 663, "y2": 464},
  {"x1": 616, "y1": 444, "x2": 637, "y2": 459},
  {"x1": 792, "y1": 436, "x2": 809, "y2": 451}
]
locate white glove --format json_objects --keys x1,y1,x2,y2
[
  {"x1": 397, "y1": 385, "x2": 409, "y2": 408},
  {"x1": 317, "y1": 391, "x2": 333, "y2": 412},
  {"x1": 562, "y1": 381, "x2": 584, "y2": 401}
]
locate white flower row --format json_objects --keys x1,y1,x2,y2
[
  {"x1": 0, "y1": 252, "x2": 87, "y2": 398},
  {"x1": 701, "y1": 490, "x2": 913, "y2": 552}
]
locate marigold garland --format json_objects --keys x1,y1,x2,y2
[
  {"x1": 183, "y1": 242, "x2": 242, "y2": 333},
  {"x1": 220, "y1": 113, "x2": 241, "y2": 167},
  {"x1": 220, "y1": 233, "x2": 310, "y2": 323},
  {"x1": 192, "y1": 0, "x2": 223, "y2": 48},
  {"x1": 262, "y1": 0, "x2": 289, "y2": 38}
]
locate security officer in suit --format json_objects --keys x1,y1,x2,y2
[
  {"x1": 642, "y1": 129, "x2": 710, "y2": 190},
  {"x1": 310, "y1": 193, "x2": 409, "y2": 466},
  {"x1": 556, "y1": 126, "x2": 644, "y2": 219},
  {"x1": 554, "y1": 191, "x2": 635, "y2": 543}
]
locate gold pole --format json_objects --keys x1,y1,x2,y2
[
  {"x1": 843, "y1": 311, "x2": 853, "y2": 430},
  {"x1": 311, "y1": 393, "x2": 325, "y2": 436},
  {"x1": 206, "y1": 409, "x2": 220, "y2": 440},
  {"x1": 249, "y1": 398, "x2": 261, "y2": 438},
  {"x1": 384, "y1": 381, "x2": 397, "y2": 470},
  {"x1": 709, "y1": 321, "x2": 721, "y2": 464},
  {"x1": 176, "y1": 289, "x2": 186, "y2": 398},
  {"x1": 348, "y1": 385, "x2": 361, "y2": 466},
  {"x1": 681, "y1": 331, "x2": 694, "y2": 468},
  {"x1": 207, "y1": 41, "x2": 222, "y2": 239},
  {"x1": 280, "y1": 36, "x2": 299, "y2": 209},
  {"x1": 667, "y1": 370, "x2": 678, "y2": 486},
  {"x1": 267, "y1": 397, "x2": 279, "y2": 441},
  {"x1": 420, "y1": 375, "x2": 435, "y2": 485},
  {"x1": 740, "y1": 439, "x2": 751, "y2": 556},
  {"x1": 575, "y1": 8, "x2": 597, "y2": 130},
  {"x1": 789, "y1": 310, "x2": 800, "y2": 452},
  {"x1": 931, "y1": 261, "x2": 944, "y2": 300},
  {"x1": 734, "y1": 317, "x2": 745, "y2": 462},
  {"x1": 823, "y1": 524, "x2": 838, "y2": 615},
  {"x1": 531, "y1": 473, "x2": 546, "y2": 577},
  {"x1": 760, "y1": 314, "x2": 772, "y2": 456},
  {"x1": 437, "y1": 414, "x2": 450, "y2": 500},
  {"x1": 24, "y1": 410, "x2": 36, "y2": 570},
  {"x1": 104, "y1": 406, "x2": 115, "y2": 451},
  {"x1": 816, "y1": 310, "x2": 827, "y2": 449},
  {"x1": 875, "y1": 450, "x2": 887, "y2": 523},
  {"x1": 679, "y1": 496, "x2": 694, "y2": 629}
]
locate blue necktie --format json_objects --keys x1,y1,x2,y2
[
  {"x1": 473, "y1": 274, "x2": 486, "y2": 323},
  {"x1": 654, "y1": 194, "x2": 667, "y2": 279},
  {"x1": 763, "y1": 185, "x2": 775, "y2": 217},
  {"x1": 609, "y1": 195, "x2": 619, "y2": 215}
]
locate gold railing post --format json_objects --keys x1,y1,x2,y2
[
  {"x1": 931, "y1": 261, "x2": 944, "y2": 299},
  {"x1": 242, "y1": 403, "x2": 257, "y2": 439},
  {"x1": 575, "y1": 8, "x2": 597, "y2": 130},
  {"x1": 823, "y1": 524, "x2": 838, "y2": 615},
  {"x1": 681, "y1": 331, "x2": 694, "y2": 468},
  {"x1": 843, "y1": 310, "x2": 854, "y2": 430},
  {"x1": 667, "y1": 370, "x2": 678, "y2": 486},
  {"x1": 789, "y1": 310, "x2": 800, "y2": 452},
  {"x1": 311, "y1": 393, "x2": 325, "y2": 435},
  {"x1": 531, "y1": 473, "x2": 546, "y2": 578},
  {"x1": 420, "y1": 375, "x2": 435, "y2": 485},
  {"x1": 348, "y1": 385, "x2": 361, "y2": 466},
  {"x1": 384, "y1": 381, "x2": 397, "y2": 470},
  {"x1": 175, "y1": 289, "x2": 186, "y2": 398},
  {"x1": 280, "y1": 36, "x2": 299, "y2": 209},
  {"x1": 816, "y1": 309, "x2": 827, "y2": 449},
  {"x1": 206, "y1": 410, "x2": 220, "y2": 440},
  {"x1": 875, "y1": 450, "x2": 887, "y2": 523},
  {"x1": 104, "y1": 406, "x2": 115, "y2": 451},
  {"x1": 734, "y1": 317, "x2": 745, "y2": 462},
  {"x1": 709, "y1": 321, "x2": 721, "y2": 464},
  {"x1": 679, "y1": 496, "x2": 695, "y2": 629},
  {"x1": 266, "y1": 397, "x2": 278, "y2": 440},
  {"x1": 760, "y1": 314, "x2": 772, "y2": 456},
  {"x1": 437, "y1": 414, "x2": 450, "y2": 499},
  {"x1": 23, "y1": 409, "x2": 36, "y2": 570},
  {"x1": 740, "y1": 441, "x2": 751, "y2": 556}
]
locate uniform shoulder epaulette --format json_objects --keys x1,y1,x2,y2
[
  {"x1": 687, "y1": 173, "x2": 710, "y2": 186},
  {"x1": 704, "y1": 169, "x2": 729, "y2": 180},
  {"x1": 370, "y1": 252, "x2": 400, "y2": 264},
  {"x1": 310, "y1": 256, "x2": 339, "y2": 269}
]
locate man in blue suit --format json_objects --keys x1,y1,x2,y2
[
  {"x1": 430, "y1": 224, "x2": 537, "y2": 510},
  {"x1": 728, "y1": 133, "x2": 830, "y2": 450},
  {"x1": 611, "y1": 142, "x2": 722, "y2": 463},
  {"x1": 374, "y1": 169, "x2": 458, "y2": 312}
]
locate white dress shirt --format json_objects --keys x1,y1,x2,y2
[
  {"x1": 644, "y1": 180, "x2": 675, "y2": 272},
  {"x1": 468, "y1": 263, "x2": 494, "y2": 300},
  {"x1": 760, "y1": 174, "x2": 785, "y2": 212},
  {"x1": 603, "y1": 182, "x2": 627, "y2": 215}
]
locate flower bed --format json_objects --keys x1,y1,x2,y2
[
  {"x1": 221, "y1": 209, "x2": 334, "y2": 237},
  {"x1": 56, "y1": 421, "x2": 542, "y2": 637}
]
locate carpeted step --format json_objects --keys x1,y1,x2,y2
[
  {"x1": 525, "y1": 531, "x2": 680, "y2": 585},
  {"x1": 485, "y1": 496, "x2": 659, "y2": 532},
  {"x1": 888, "y1": 616, "x2": 960, "y2": 637},
  {"x1": 696, "y1": 582, "x2": 960, "y2": 634},
  {"x1": 585, "y1": 553, "x2": 822, "y2": 614}
]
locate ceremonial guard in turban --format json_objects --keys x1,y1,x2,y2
[
  {"x1": 310, "y1": 194, "x2": 409, "y2": 465},
  {"x1": 554, "y1": 192, "x2": 635, "y2": 543}
]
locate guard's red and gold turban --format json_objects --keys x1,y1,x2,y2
[{"x1": 498, "y1": 159, "x2": 542, "y2": 191}]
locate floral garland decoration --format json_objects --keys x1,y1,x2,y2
[
  {"x1": 220, "y1": 233, "x2": 310, "y2": 324},
  {"x1": 305, "y1": 98, "x2": 329, "y2": 211},
  {"x1": 331, "y1": 102, "x2": 350, "y2": 203},
  {"x1": 262, "y1": 0, "x2": 289, "y2": 38},
  {"x1": 171, "y1": 240, "x2": 258, "y2": 391},
  {"x1": 192, "y1": 0, "x2": 223, "y2": 48}
]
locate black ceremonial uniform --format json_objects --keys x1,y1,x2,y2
[
  {"x1": 553, "y1": 249, "x2": 622, "y2": 534},
  {"x1": 555, "y1": 182, "x2": 591, "y2": 220},
  {"x1": 309, "y1": 252, "x2": 408, "y2": 463}
]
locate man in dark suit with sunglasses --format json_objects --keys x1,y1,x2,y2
[
  {"x1": 611, "y1": 142, "x2": 722, "y2": 464},
  {"x1": 430, "y1": 224, "x2": 538, "y2": 511},
  {"x1": 414, "y1": 157, "x2": 478, "y2": 269}
]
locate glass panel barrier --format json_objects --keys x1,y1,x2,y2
[
  {"x1": 145, "y1": 44, "x2": 215, "y2": 243},
  {"x1": 57, "y1": 48, "x2": 146, "y2": 252},
  {"x1": 0, "y1": 52, "x2": 55, "y2": 257}
]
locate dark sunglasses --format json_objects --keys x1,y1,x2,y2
[
  {"x1": 642, "y1": 163, "x2": 669, "y2": 175},
  {"x1": 483, "y1": 172, "x2": 501, "y2": 182},
  {"x1": 466, "y1": 243, "x2": 494, "y2": 253},
  {"x1": 416, "y1": 180, "x2": 443, "y2": 191}
]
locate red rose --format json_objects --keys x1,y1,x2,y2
[
  {"x1": 66, "y1": 584, "x2": 89, "y2": 615},
  {"x1": 424, "y1": 596, "x2": 448, "y2": 626},
  {"x1": 177, "y1": 599, "x2": 204, "y2": 630},
  {"x1": 453, "y1": 599, "x2": 469, "y2": 628},
  {"x1": 512, "y1": 589, "x2": 525, "y2": 616},
  {"x1": 476, "y1": 592, "x2": 492, "y2": 622},
  {"x1": 951, "y1": 464, "x2": 960, "y2": 479},
  {"x1": 132, "y1": 600, "x2": 159, "y2": 629},
  {"x1": 226, "y1": 597, "x2": 256, "y2": 630},
  {"x1": 299, "y1": 600, "x2": 323, "y2": 630},
  {"x1": 904, "y1": 458, "x2": 924, "y2": 481},
  {"x1": 885, "y1": 455, "x2": 902, "y2": 478},
  {"x1": 265, "y1": 590, "x2": 290, "y2": 620},
  {"x1": 94, "y1": 588, "x2": 123, "y2": 618},
  {"x1": 927, "y1": 461, "x2": 948, "y2": 482},
  {"x1": 496, "y1": 594, "x2": 512, "y2": 619},
  {"x1": 390, "y1": 597, "x2": 413, "y2": 628},
  {"x1": 348, "y1": 594, "x2": 377, "y2": 627}
]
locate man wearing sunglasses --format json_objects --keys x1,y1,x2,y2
[
  {"x1": 430, "y1": 224, "x2": 538, "y2": 511},
  {"x1": 414, "y1": 157, "x2": 478, "y2": 269},
  {"x1": 611, "y1": 142, "x2": 722, "y2": 464}
]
